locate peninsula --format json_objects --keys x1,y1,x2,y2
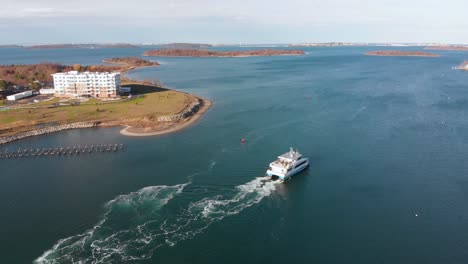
[
  {"x1": 143, "y1": 49, "x2": 305, "y2": 57},
  {"x1": 0, "y1": 59, "x2": 211, "y2": 144},
  {"x1": 103, "y1": 57, "x2": 159, "y2": 67},
  {"x1": 365, "y1": 51, "x2": 440, "y2": 57},
  {"x1": 425, "y1": 46, "x2": 468, "y2": 51}
]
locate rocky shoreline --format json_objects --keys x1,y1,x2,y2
[
  {"x1": 120, "y1": 97, "x2": 212, "y2": 137},
  {"x1": 0, "y1": 122, "x2": 97, "y2": 145},
  {"x1": 0, "y1": 96, "x2": 212, "y2": 144},
  {"x1": 157, "y1": 98, "x2": 202, "y2": 122}
]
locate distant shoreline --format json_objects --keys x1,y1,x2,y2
[
  {"x1": 425, "y1": 46, "x2": 468, "y2": 51},
  {"x1": 143, "y1": 49, "x2": 305, "y2": 57},
  {"x1": 25, "y1": 44, "x2": 138, "y2": 49},
  {"x1": 140, "y1": 54, "x2": 304, "y2": 58},
  {"x1": 365, "y1": 50, "x2": 440, "y2": 57}
]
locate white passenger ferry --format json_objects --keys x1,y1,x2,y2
[{"x1": 266, "y1": 148, "x2": 309, "y2": 181}]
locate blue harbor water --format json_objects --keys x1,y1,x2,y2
[{"x1": 1, "y1": 46, "x2": 468, "y2": 263}]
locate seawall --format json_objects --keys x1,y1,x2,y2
[{"x1": 0, "y1": 122, "x2": 97, "y2": 146}]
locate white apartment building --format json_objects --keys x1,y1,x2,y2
[{"x1": 52, "y1": 71, "x2": 121, "y2": 98}]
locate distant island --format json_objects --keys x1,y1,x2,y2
[
  {"x1": 157, "y1": 43, "x2": 213, "y2": 49},
  {"x1": 425, "y1": 46, "x2": 468, "y2": 51},
  {"x1": 0, "y1": 45, "x2": 22, "y2": 48},
  {"x1": 365, "y1": 51, "x2": 440, "y2": 57},
  {"x1": 143, "y1": 49, "x2": 305, "y2": 57},
  {"x1": 289, "y1": 43, "x2": 468, "y2": 48},
  {"x1": 289, "y1": 42, "x2": 366, "y2": 47},
  {"x1": 25, "y1": 43, "x2": 138, "y2": 49}
]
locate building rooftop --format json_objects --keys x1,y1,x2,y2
[{"x1": 52, "y1": 71, "x2": 120, "y2": 76}]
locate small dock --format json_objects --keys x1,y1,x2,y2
[{"x1": 0, "y1": 143, "x2": 124, "y2": 159}]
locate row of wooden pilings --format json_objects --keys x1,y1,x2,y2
[{"x1": 0, "y1": 144, "x2": 124, "y2": 159}]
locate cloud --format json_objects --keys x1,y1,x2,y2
[
  {"x1": 0, "y1": 0, "x2": 467, "y2": 43},
  {"x1": 0, "y1": 7, "x2": 93, "y2": 18},
  {"x1": 19, "y1": 8, "x2": 57, "y2": 17}
]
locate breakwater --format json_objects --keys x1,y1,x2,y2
[
  {"x1": 158, "y1": 98, "x2": 202, "y2": 122},
  {"x1": 0, "y1": 122, "x2": 97, "y2": 145},
  {"x1": 0, "y1": 143, "x2": 123, "y2": 159}
]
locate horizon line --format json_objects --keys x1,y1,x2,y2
[{"x1": 1, "y1": 42, "x2": 468, "y2": 47}]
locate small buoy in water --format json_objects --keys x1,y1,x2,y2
[
  {"x1": 415, "y1": 214, "x2": 418, "y2": 217},
  {"x1": 241, "y1": 138, "x2": 246, "y2": 144}
]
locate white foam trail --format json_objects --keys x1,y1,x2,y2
[
  {"x1": 350, "y1": 105, "x2": 367, "y2": 121},
  {"x1": 36, "y1": 177, "x2": 280, "y2": 263},
  {"x1": 156, "y1": 177, "x2": 280, "y2": 250},
  {"x1": 196, "y1": 177, "x2": 279, "y2": 218},
  {"x1": 35, "y1": 183, "x2": 189, "y2": 264},
  {"x1": 209, "y1": 161, "x2": 217, "y2": 171}
]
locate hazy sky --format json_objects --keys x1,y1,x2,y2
[{"x1": 2, "y1": 0, "x2": 468, "y2": 44}]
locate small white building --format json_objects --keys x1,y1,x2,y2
[
  {"x1": 7, "y1": 90, "x2": 33, "y2": 101},
  {"x1": 52, "y1": 71, "x2": 121, "y2": 98},
  {"x1": 39, "y1": 88, "x2": 56, "y2": 95}
]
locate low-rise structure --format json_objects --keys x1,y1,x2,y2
[
  {"x1": 52, "y1": 71, "x2": 121, "y2": 98},
  {"x1": 7, "y1": 90, "x2": 33, "y2": 101},
  {"x1": 39, "y1": 88, "x2": 56, "y2": 95}
]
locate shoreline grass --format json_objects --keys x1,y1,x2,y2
[{"x1": 0, "y1": 82, "x2": 195, "y2": 136}]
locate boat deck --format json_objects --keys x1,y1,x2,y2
[
  {"x1": 272, "y1": 159, "x2": 291, "y2": 168},
  {"x1": 278, "y1": 151, "x2": 302, "y2": 161}
]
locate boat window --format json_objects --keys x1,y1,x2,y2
[{"x1": 295, "y1": 160, "x2": 307, "y2": 167}]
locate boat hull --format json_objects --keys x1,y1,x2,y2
[{"x1": 266, "y1": 160, "x2": 309, "y2": 182}]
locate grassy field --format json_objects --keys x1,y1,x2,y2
[{"x1": 0, "y1": 83, "x2": 194, "y2": 135}]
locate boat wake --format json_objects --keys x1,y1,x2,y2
[{"x1": 35, "y1": 177, "x2": 279, "y2": 263}]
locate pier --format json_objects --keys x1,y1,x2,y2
[{"x1": 0, "y1": 143, "x2": 124, "y2": 159}]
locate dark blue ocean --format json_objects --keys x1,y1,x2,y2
[{"x1": 1, "y1": 46, "x2": 468, "y2": 263}]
